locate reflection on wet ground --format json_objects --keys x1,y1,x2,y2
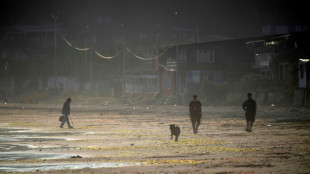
[
  {"x1": 0, "y1": 162, "x2": 140, "y2": 172},
  {"x1": 0, "y1": 127, "x2": 85, "y2": 172},
  {"x1": 0, "y1": 144, "x2": 32, "y2": 152},
  {"x1": 0, "y1": 152, "x2": 75, "y2": 161},
  {"x1": 0, "y1": 128, "x2": 77, "y2": 142}
]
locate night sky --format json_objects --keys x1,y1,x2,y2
[{"x1": 1, "y1": 0, "x2": 308, "y2": 37}]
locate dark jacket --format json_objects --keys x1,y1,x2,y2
[
  {"x1": 189, "y1": 100, "x2": 202, "y2": 118},
  {"x1": 242, "y1": 99, "x2": 256, "y2": 117},
  {"x1": 62, "y1": 101, "x2": 70, "y2": 115}
]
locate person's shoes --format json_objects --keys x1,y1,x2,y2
[
  {"x1": 194, "y1": 129, "x2": 198, "y2": 134},
  {"x1": 69, "y1": 126, "x2": 73, "y2": 129},
  {"x1": 248, "y1": 129, "x2": 253, "y2": 132},
  {"x1": 196, "y1": 129, "x2": 198, "y2": 134},
  {"x1": 245, "y1": 128, "x2": 249, "y2": 132},
  {"x1": 60, "y1": 126, "x2": 63, "y2": 128}
]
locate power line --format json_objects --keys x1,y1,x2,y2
[
  {"x1": 94, "y1": 51, "x2": 121, "y2": 60},
  {"x1": 58, "y1": 31, "x2": 90, "y2": 51},
  {"x1": 126, "y1": 44, "x2": 174, "y2": 61},
  {"x1": 59, "y1": 30, "x2": 175, "y2": 61}
]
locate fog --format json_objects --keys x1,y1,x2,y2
[
  {"x1": 0, "y1": 1, "x2": 310, "y2": 173},
  {"x1": 1, "y1": 0, "x2": 308, "y2": 106}
]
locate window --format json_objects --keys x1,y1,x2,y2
[
  {"x1": 255, "y1": 53, "x2": 271, "y2": 67},
  {"x1": 197, "y1": 48, "x2": 215, "y2": 62}
]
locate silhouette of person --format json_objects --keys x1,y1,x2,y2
[
  {"x1": 242, "y1": 93, "x2": 257, "y2": 132},
  {"x1": 189, "y1": 95, "x2": 202, "y2": 134},
  {"x1": 60, "y1": 98, "x2": 73, "y2": 128}
]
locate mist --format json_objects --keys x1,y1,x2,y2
[{"x1": 0, "y1": 0, "x2": 310, "y2": 173}]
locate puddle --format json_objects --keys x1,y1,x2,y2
[
  {"x1": 0, "y1": 152, "x2": 75, "y2": 161},
  {"x1": 0, "y1": 127, "x2": 80, "y2": 162},
  {"x1": 0, "y1": 128, "x2": 78, "y2": 142},
  {"x1": 0, "y1": 128, "x2": 139, "y2": 172},
  {"x1": 0, "y1": 162, "x2": 141, "y2": 172},
  {"x1": 0, "y1": 144, "x2": 32, "y2": 152}
]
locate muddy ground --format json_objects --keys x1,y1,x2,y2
[{"x1": 0, "y1": 102, "x2": 310, "y2": 174}]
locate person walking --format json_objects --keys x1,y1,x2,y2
[
  {"x1": 60, "y1": 98, "x2": 73, "y2": 128},
  {"x1": 189, "y1": 95, "x2": 202, "y2": 134},
  {"x1": 242, "y1": 93, "x2": 257, "y2": 132}
]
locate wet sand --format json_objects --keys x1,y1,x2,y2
[{"x1": 0, "y1": 103, "x2": 310, "y2": 173}]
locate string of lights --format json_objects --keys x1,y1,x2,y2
[
  {"x1": 125, "y1": 44, "x2": 174, "y2": 61},
  {"x1": 58, "y1": 32, "x2": 90, "y2": 51},
  {"x1": 59, "y1": 31, "x2": 123, "y2": 59},
  {"x1": 94, "y1": 51, "x2": 121, "y2": 59},
  {"x1": 58, "y1": 30, "x2": 174, "y2": 61}
]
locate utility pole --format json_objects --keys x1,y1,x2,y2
[
  {"x1": 175, "y1": 9, "x2": 180, "y2": 104},
  {"x1": 90, "y1": 47, "x2": 93, "y2": 93},
  {"x1": 86, "y1": 25, "x2": 94, "y2": 94},
  {"x1": 121, "y1": 23, "x2": 126, "y2": 100},
  {"x1": 52, "y1": 12, "x2": 59, "y2": 92}
]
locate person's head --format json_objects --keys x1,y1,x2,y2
[
  {"x1": 193, "y1": 95, "x2": 197, "y2": 101},
  {"x1": 66, "y1": 98, "x2": 72, "y2": 103},
  {"x1": 247, "y1": 93, "x2": 252, "y2": 99}
]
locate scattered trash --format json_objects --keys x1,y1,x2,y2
[
  {"x1": 174, "y1": 104, "x2": 177, "y2": 106},
  {"x1": 271, "y1": 104, "x2": 275, "y2": 107},
  {"x1": 267, "y1": 125, "x2": 271, "y2": 127}
]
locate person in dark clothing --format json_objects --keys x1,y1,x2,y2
[
  {"x1": 242, "y1": 93, "x2": 257, "y2": 132},
  {"x1": 189, "y1": 95, "x2": 202, "y2": 134},
  {"x1": 60, "y1": 98, "x2": 73, "y2": 128}
]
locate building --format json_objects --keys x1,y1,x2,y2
[
  {"x1": 156, "y1": 37, "x2": 255, "y2": 104},
  {"x1": 246, "y1": 31, "x2": 310, "y2": 105},
  {"x1": 0, "y1": 24, "x2": 58, "y2": 96}
]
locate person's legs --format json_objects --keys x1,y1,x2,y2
[
  {"x1": 60, "y1": 114, "x2": 72, "y2": 128},
  {"x1": 66, "y1": 114, "x2": 73, "y2": 128},
  {"x1": 246, "y1": 120, "x2": 250, "y2": 131},
  {"x1": 191, "y1": 118, "x2": 196, "y2": 134},
  {"x1": 195, "y1": 118, "x2": 201, "y2": 134},
  {"x1": 249, "y1": 121, "x2": 254, "y2": 131},
  {"x1": 60, "y1": 115, "x2": 66, "y2": 128}
]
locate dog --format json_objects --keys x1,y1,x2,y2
[{"x1": 170, "y1": 124, "x2": 180, "y2": 141}]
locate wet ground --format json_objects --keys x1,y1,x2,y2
[{"x1": 0, "y1": 103, "x2": 310, "y2": 173}]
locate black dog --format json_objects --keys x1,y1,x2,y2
[{"x1": 170, "y1": 124, "x2": 180, "y2": 141}]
